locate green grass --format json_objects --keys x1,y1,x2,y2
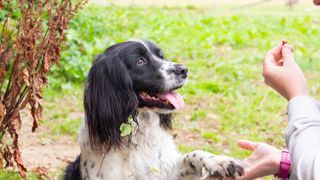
[
  {"x1": 0, "y1": 170, "x2": 37, "y2": 180},
  {"x1": 53, "y1": 4, "x2": 320, "y2": 85},
  {"x1": 191, "y1": 110, "x2": 207, "y2": 121},
  {"x1": 40, "y1": 85, "x2": 84, "y2": 140},
  {"x1": 0, "y1": 168, "x2": 64, "y2": 180},
  {"x1": 0, "y1": 170, "x2": 22, "y2": 180},
  {"x1": 8, "y1": 3, "x2": 320, "y2": 179}
]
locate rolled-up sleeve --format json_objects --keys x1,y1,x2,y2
[{"x1": 286, "y1": 96, "x2": 320, "y2": 180}]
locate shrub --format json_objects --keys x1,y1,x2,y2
[{"x1": 0, "y1": 0, "x2": 86, "y2": 178}]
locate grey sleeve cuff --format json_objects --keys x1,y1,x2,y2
[
  {"x1": 287, "y1": 95, "x2": 320, "y2": 123},
  {"x1": 285, "y1": 95, "x2": 320, "y2": 146}
]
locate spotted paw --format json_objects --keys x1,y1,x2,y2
[
  {"x1": 183, "y1": 150, "x2": 244, "y2": 180},
  {"x1": 200, "y1": 155, "x2": 244, "y2": 179}
]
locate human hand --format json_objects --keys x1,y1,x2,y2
[
  {"x1": 262, "y1": 41, "x2": 309, "y2": 101},
  {"x1": 234, "y1": 140, "x2": 281, "y2": 180}
]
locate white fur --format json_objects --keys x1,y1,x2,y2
[
  {"x1": 159, "y1": 61, "x2": 183, "y2": 92},
  {"x1": 78, "y1": 109, "x2": 244, "y2": 180},
  {"x1": 79, "y1": 110, "x2": 181, "y2": 180}
]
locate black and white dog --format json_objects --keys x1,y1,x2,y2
[{"x1": 64, "y1": 40, "x2": 244, "y2": 180}]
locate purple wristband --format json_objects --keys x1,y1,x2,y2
[{"x1": 275, "y1": 150, "x2": 291, "y2": 179}]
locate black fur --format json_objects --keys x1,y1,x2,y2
[
  {"x1": 159, "y1": 113, "x2": 173, "y2": 130},
  {"x1": 84, "y1": 45, "x2": 139, "y2": 152},
  {"x1": 63, "y1": 155, "x2": 81, "y2": 180}
]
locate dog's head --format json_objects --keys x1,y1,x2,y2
[{"x1": 84, "y1": 40, "x2": 187, "y2": 151}]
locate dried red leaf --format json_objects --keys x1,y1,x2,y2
[
  {"x1": 10, "y1": 112, "x2": 21, "y2": 135},
  {"x1": 7, "y1": 113, "x2": 27, "y2": 179},
  {"x1": 4, "y1": 145, "x2": 13, "y2": 168},
  {"x1": 32, "y1": 166, "x2": 51, "y2": 180},
  {"x1": 0, "y1": 0, "x2": 3, "y2": 10},
  {"x1": 31, "y1": 101, "x2": 42, "y2": 132},
  {"x1": 0, "y1": 47, "x2": 13, "y2": 83},
  {"x1": 22, "y1": 68, "x2": 29, "y2": 86},
  {"x1": 43, "y1": 53, "x2": 50, "y2": 73},
  {"x1": 13, "y1": 135, "x2": 27, "y2": 179},
  {"x1": 42, "y1": 76, "x2": 48, "y2": 85},
  {"x1": 29, "y1": 77, "x2": 43, "y2": 132},
  {"x1": 4, "y1": 112, "x2": 27, "y2": 178},
  {"x1": 0, "y1": 150, "x2": 3, "y2": 169},
  {"x1": 0, "y1": 69, "x2": 5, "y2": 83}
]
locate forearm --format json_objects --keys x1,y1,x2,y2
[{"x1": 285, "y1": 96, "x2": 320, "y2": 179}]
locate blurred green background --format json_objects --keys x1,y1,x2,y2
[{"x1": 4, "y1": 0, "x2": 320, "y2": 179}]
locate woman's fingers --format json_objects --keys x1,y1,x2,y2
[
  {"x1": 237, "y1": 140, "x2": 260, "y2": 151},
  {"x1": 264, "y1": 41, "x2": 284, "y2": 67},
  {"x1": 268, "y1": 41, "x2": 284, "y2": 60},
  {"x1": 282, "y1": 44, "x2": 295, "y2": 65}
]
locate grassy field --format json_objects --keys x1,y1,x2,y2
[{"x1": 3, "y1": 1, "x2": 320, "y2": 179}]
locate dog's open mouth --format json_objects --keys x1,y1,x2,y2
[{"x1": 139, "y1": 91, "x2": 184, "y2": 110}]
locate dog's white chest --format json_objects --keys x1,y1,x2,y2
[
  {"x1": 79, "y1": 111, "x2": 181, "y2": 180},
  {"x1": 122, "y1": 134, "x2": 180, "y2": 180}
]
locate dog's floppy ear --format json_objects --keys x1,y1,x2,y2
[{"x1": 84, "y1": 53, "x2": 138, "y2": 152}]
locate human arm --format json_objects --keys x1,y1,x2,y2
[
  {"x1": 263, "y1": 42, "x2": 320, "y2": 179},
  {"x1": 285, "y1": 96, "x2": 320, "y2": 179}
]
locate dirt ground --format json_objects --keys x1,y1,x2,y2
[{"x1": 19, "y1": 109, "x2": 80, "y2": 172}]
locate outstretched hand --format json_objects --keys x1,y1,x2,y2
[{"x1": 233, "y1": 140, "x2": 281, "y2": 180}]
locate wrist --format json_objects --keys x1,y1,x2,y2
[
  {"x1": 260, "y1": 149, "x2": 282, "y2": 176},
  {"x1": 287, "y1": 91, "x2": 309, "y2": 101},
  {"x1": 286, "y1": 86, "x2": 309, "y2": 101},
  {"x1": 269, "y1": 151, "x2": 281, "y2": 174}
]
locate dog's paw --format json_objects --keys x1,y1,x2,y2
[
  {"x1": 200, "y1": 155, "x2": 244, "y2": 179},
  {"x1": 183, "y1": 150, "x2": 244, "y2": 180}
]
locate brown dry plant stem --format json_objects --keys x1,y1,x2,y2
[{"x1": 0, "y1": 0, "x2": 87, "y2": 179}]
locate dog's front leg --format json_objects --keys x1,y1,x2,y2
[
  {"x1": 169, "y1": 158, "x2": 198, "y2": 180},
  {"x1": 174, "y1": 150, "x2": 245, "y2": 180}
]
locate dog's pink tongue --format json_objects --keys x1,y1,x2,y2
[{"x1": 159, "y1": 92, "x2": 184, "y2": 109}]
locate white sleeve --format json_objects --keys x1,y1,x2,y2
[{"x1": 286, "y1": 96, "x2": 320, "y2": 180}]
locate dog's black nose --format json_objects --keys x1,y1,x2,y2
[{"x1": 174, "y1": 64, "x2": 188, "y2": 79}]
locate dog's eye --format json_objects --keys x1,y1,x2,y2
[{"x1": 136, "y1": 58, "x2": 147, "y2": 66}]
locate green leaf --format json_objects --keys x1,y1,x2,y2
[
  {"x1": 120, "y1": 122, "x2": 132, "y2": 137},
  {"x1": 148, "y1": 166, "x2": 159, "y2": 174}
]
